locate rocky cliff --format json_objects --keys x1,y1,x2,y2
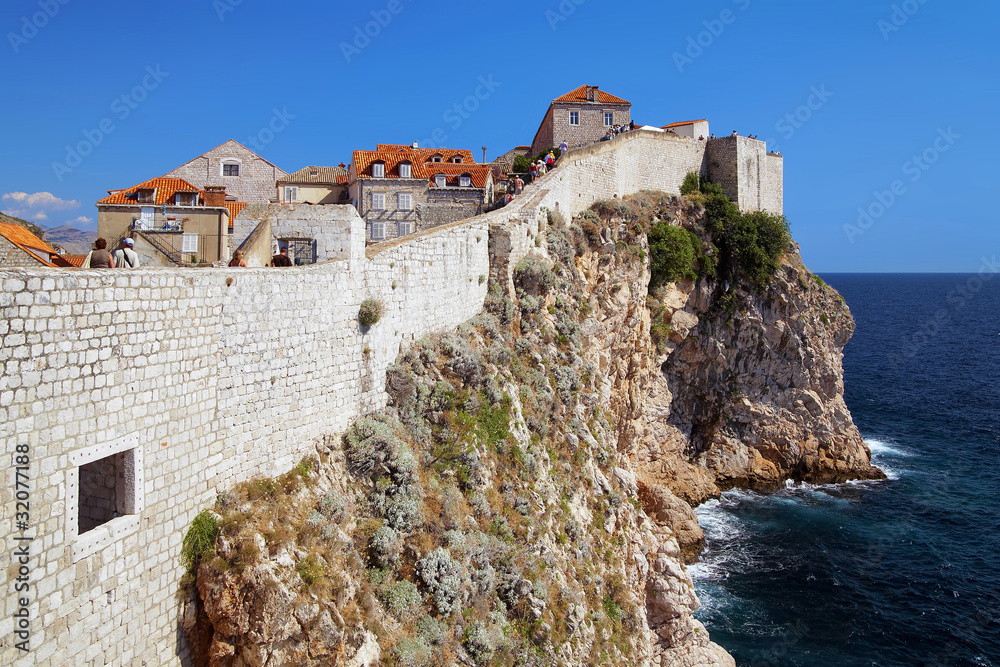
[{"x1": 182, "y1": 191, "x2": 880, "y2": 666}]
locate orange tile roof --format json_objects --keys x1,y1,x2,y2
[
  {"x1": 58, "y1": 254, "x2": 87, "y2": 267},
  {"x1": 662, "y1": 119, "x2": 708, "y2": 129},
  {"x1": 426, "y1": 164, "x2": 493, "y2": 189},
  {"x1": 355, "y1": 145, "x2": 480, "y2": 180},
  {"x1": 554, "y1": 85, "x2": 630, "y2": 105},
  {"x1": 224, "y1": 201, "x2": 248, "y2": 221},
  {"x1": 98, "y1": 177, "x2": 202, "y2": 206},
  {"x1": 0, "y1": 221, "x2": 58, "y2": 266}
]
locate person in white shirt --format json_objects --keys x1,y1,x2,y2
[{"x1": 113, "y1": 238, "x2": 140, "y2": 268}]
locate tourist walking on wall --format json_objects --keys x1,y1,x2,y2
[
  {"x1": 112, "y1": 238, "x2": 139, "y2": 268},
  {"x1": 546, "y1": 151, "x2": 556, "y2": 171},
  {"x1": 271, "y1": 246, "x2": 292, "y2": 267},
  {"x1": 529, "y1": 162, "x2": 538, "y2": 182},
  {"x1": 229, "y1": 249, "x2": 248, "y2": 267},
  {"x1": 82, "y1": 237, "x2": 115, "y2": 268},
  {"x1": 559, "y1": 140, "x2": 568, "y2": 154},
  {"x1": 514, "y1": 176, "x2": 524, "y2": 195}
]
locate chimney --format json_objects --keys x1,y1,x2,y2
[
  {"x1": 339, "y1": 162, "x2": 347, "y2": 169},
  {"x1": 204, "y1": 185, "x2": 227, "y2": 207},
  {"x1": 412, "y1": 141, "x2": 419, "y2": 149}
]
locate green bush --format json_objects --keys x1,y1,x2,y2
[
  {"x1": 297, "y1": 553, "x2": 325, "y2": 585},
  {"x1": 512, "y1": 155, "x2": 532, "y2": 174},
  {"x1": 182, "y1": 510, "x2": 219, "y2": 572},
  {"x1": 648, "y1": 223, "x2": 699, "y2": 289},
  {"x1": 680, "y1": 172, "x2": 700, "y2": 195},
  {"x1": 358, "y1": 298, "x2": 382, "y2": 327}
]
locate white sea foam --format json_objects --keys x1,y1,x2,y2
[{"x1": 865, "y1": 437, "x2": 911, "y2": 458}]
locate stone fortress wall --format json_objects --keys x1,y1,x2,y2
[{"x1": 0, "y1": 129, "x2": 781, "y2": 666}]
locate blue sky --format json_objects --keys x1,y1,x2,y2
[{"x1": 0, "y1": 0, "x2": 995, "y2": 272}]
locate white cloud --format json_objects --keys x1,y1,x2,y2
[
  {"x1": 69, "y1": 216, "x2": 93, "y2": 225},
  {"x1": 34, "y1": 211, "x2": 48, "y2": 221},
  {"x1": 2, "y1": 191, "x2": 80, "y2": 210}
]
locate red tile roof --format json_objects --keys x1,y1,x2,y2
[
  {"x1": 0, "y1": 221, "x2": 57, "y2": 266},
  {"x1": 353, "y1": 143, "x2": 480, "y2": 181},
  {"x1": 662, "y1": 119, "x2": 708, "y2": 129},
  {"x1": 426, "y1": 164, "x2": 493, "y2": 189},
  {"x1": 224, "y1": 201, "x2": 248, "y2": 221},
  {"x1": 98, "y1": 177, "x2": 202, "y2": 206},
  {"x1": 58, "y1": 254, "x2": 87, "y2": 267},
  {"x1": 554, "y1": 85, "x2": 630, "y2": 105}
]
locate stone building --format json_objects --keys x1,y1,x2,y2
[
  {"x1": 662, "y1": 119, "x2": 710, "y2": 139},
  {"x1": 164, "y1": 139, "x2": 287, "y2": 204},
  {"x1": 96, "y1": 177, "x2": 240, "y2": 265},
  {"x1": 277, "y1": 165, "x2": 350, "y2": 204},
  {"x1": 531, "y1": 85, "x2": 632, "y2": 154},
  {"x1": 0, "y1": 220, "x2": 59, "y2": 267},
  {"x1": 348, "y1": 144, "x2": 494, "y2": 243}
]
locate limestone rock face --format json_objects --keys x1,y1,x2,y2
[{"x1": 184, "y1": 193, "x2": 879, "y2": 667}]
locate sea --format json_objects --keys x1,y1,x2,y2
[{"x1": 691, "y1": 274, "x2": 1000, "y2": 667}]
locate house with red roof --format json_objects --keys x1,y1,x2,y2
[
  {"x1": 96, "y1": 178, "x2": 243, "y2": 265},
  {"x1": 348, "y1": 144, "x2": 493, "y2": 243},
  {"x1": 0, "y1": 221, "x2": 60, "y2": 268},
  {"x1": 164, "y1": 139, "x2": 287, "y2": 204},
  {"x1": 662, "y1": 119, "x2": 710, "y2": 139},
  {"x1": 531, "y1": 85, "x2": 632, "y2": 155}
]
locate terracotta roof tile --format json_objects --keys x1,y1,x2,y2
[
  {"x1": 662, "y1": 119, "x2": 708, "y2": 129},
  {"x1": 98, "y1": 177, "x2": 202, "y2": 206},
  {"x1": 225, "y1": 201, "x2": 248, "y2": 221},
  {"x1": 353, "y1": 145, "x2": 480, "y2": 180},
  {"x1": 278, "y1": 166, "x2": 349, "y2": 185},
  {"x1": 0, "y1": 221, "x2": 58, "y2": 264},
  {"x1": 426, "y1": 164, "x2": 492, "y2": 189},
  {"x1": 554, "y1": 85, "x2": 630, "y2": 105},
  {"x1": 59, "y1": 254, "x2": 87, "y2": 267}
]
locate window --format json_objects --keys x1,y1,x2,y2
[
  {"x1": 452, "y1": 156, "x2": 463, "y2": 163},
  {"x1": 430, "y1": 155, "x2": 443, "y2": 163},
  {"x1": 398, "y1": 221, "x2": 414, "y2": 236},
  {"x1": 67, "y1": 434, "x2": 143, "y2": 562},
  {"x1": 139, "y1": 207, "x2": 155, "y2": 228},
  {"x1": 398, "y1": 193, "x2": 412, "y2": 211},
  {"x1": 372, "y1": 162, "x2": 385, "y2": 178},
  {"x1": 285, "y1": 238, "x2": 316, "y2": 265},
  {"x1": 371, "y1": 221, "x2": 386, "y2": 240},
  {"x1": 175, "y1": 193, "x2": 197, "y2": 206},
  {"x1": 435, "y1": 175, "x2": 447, "y2": 188},
  {"x1": 182, "y1": 233, "x2": 199, "y2": 254},
  {"x1": 570, "y1": 111, "x2": 580, "y2": 125},
  {"x1": 605, "y1": 112, "x2": 614, "y2": 126},
  {"x1": 399, "y1": 162, "x2": 412, "y2": 178},
  {"x1": 222, "y1": 162, "x2": 240, "y2": 177},
  {"x1": 371, "y1": 193, "x2": 385, "y2": 210},
  {"x1": 137, "y1": 189, "x2": 155, "y2": 204},
  {"x1": 284, "y1": 186, "x2": 299, "y2": 203},
  {"x1": 460, "y1": 175, "x2": 472, "y2": 187}
]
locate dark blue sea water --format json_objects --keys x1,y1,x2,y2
[{"x1": 692, "y1": 274, "x2": 1000, "y2": 667}]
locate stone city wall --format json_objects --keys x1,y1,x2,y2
[{"x1": 0, "y1": 129, "x2": 782, "y2": 665}]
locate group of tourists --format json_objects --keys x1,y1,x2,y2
[
  {"x1": 82, "y1": 237, "x2": 140, "y2": 269},
  {"x1": 603, "y1": 120, "x2": 637, "y2": 141}
]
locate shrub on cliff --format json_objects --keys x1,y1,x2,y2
[
  {"x1": 680, "y1": 171, "x2": 700, "y2": 195},
  {"x1": 417, "y1": 547, "x2": 464, "y2": 615},
  {"x1": 513, "y1": 254, "x2": 556, "y2": 297},
  {"x1": 358, "y1": 298, "x2": 382, "y2": 327},
  {"x1": 182, "y1": 510, "x2": 219, "y2": 573},
  {"x1": 648, "y1": 223, "x2": 701, "y2": 289}
]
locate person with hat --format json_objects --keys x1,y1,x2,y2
[{"x1": 113, "y1": 237, "x2": 140, "y2": 268}]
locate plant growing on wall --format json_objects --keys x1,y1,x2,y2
[{"x1": 358, "y1": 298, "x2": 383, "y2": 327}]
